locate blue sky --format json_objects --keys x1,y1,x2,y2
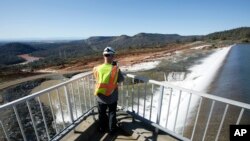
[{"x1": 0, "y1": 0, "x2": 249, "y2": 40}]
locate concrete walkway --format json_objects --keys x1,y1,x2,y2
[{"x1": 61, "y1": 111, "x2": 178, "y2": 141}]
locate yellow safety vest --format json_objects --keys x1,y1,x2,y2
[{"x1": 93, "y1": 63, "x2": 119, "y2": 96}]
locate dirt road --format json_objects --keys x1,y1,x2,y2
[{"x1": 55, "y1": 43, "x2": 197, "y2": 72}]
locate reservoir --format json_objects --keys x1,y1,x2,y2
[
  {"x1": 210, "y1": 44, "x2": 250, "y2": 104},
  {"x1": 196, "y1": 44, "x2": 250, "y2": 141}
]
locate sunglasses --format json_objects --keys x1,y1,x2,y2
[{"x1": 104, "y1": 54, "x2": 114, "y2": 57}]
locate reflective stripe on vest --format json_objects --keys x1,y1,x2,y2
[{"x1": 93, "y1": 64, "x2": 118, "y2": 96}]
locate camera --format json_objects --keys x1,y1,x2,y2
[{"x1": 112, "y1": 60, "x2": 117, "y2": 66}]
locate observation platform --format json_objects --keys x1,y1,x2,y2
[{"x1": 0, "y1": 72, "x2": 249, "y2": 141}]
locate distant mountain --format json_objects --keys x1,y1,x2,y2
[
  {"x1": 29, "y1": 33, "x2": 200, "y2": 59},
  {"x1": 0, "y1": 33, "x2": 201, "y2": 66},
  {"x1": 4, "y1": 27, "x2": 249, "y2": 67},
  {"x1": 0, "y1": 43, "x2": 37, "y2": 55},
  {"x1": 31, "y1": 40, "x2": 94, "y2": 58},
  {"x1": 84, "y1": 33, "x2": 200, "y2": 51},
  {"x1": 206, "y1": 27, "x2": 250, "y2": 41},
  {"x1": 0, "y1": 43, "x2": 38, "y2": 65},
  {"x1": 0, "y1": 43, "x2": 5, "y2": 46}
]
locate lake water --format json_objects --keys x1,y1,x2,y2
[
  {"x1": 195, "y1": 44, "x2": 250, "y2": 141},
  {"x1": 210, "y1": 44, "x2": 250, "y2": 104}
]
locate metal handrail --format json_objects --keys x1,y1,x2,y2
[
  {"x1": 2, "y1": 72, "x2": 248, "y2": 111},
  {"x1": 123, "y1": 73, "x2": 250, "y2": 141},
  {"x1": 125, "y1": 73, "x2": 250, "y2": 110},
  {"x1": 0, "y1": 71, "x2": 95, "y2": 141},
  {"x1": 0, "y1": 72, "x2": 250, "y2": 141},
  {"x1": 0, "y1": 72, "x2": 93, "y2": 110}
]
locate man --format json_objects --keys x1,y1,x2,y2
[{"x1": 93, "y1": 47, "x2": 124, "y2": 134}]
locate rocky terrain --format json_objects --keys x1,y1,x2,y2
[{"x1": 0, "y1": 79, "x2": 56, "y2": 141}]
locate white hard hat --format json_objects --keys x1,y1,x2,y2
[{"x1": 103, "y1": 47, "x2": 115, "y2": 55}]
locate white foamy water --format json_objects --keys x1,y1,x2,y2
[
  {"x1": 171, "y1": 46, "x2": 232, "y2": 92},
  {"x1": 129, "y1": 46, "x2": 233, "y2": 133},
  {"x1": 120, "y1": 61, "x2": 160, "y2": 72}
]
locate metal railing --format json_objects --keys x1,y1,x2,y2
[
  {"x1": 0, "y1": 72, "x2": 250, "y2": 141},
  {"x1": 120, "y1": 73, "x2": 250, "y2": 141},
  {"x1": 0, "y1": 72, "x2": 96, "y2": 141}
]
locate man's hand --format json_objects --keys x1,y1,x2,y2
[{"x1": 112, "y1": 61, "x2": 117, "y2": 66}]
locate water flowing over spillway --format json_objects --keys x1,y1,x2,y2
[{"x1": 127, "y1": 46, "x2": 232, "y2": 132}]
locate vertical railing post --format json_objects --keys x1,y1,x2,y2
[
  {"x1": 13, "y1": 106, "x2": 27, "y2": 141},
  {"x1": 126, "y1": 82, "x2": 129, "y2": 110},
  {"x1": 121, "y1": 82, "x2": 124, "y2": 108},
  {"x1": 182, "y1": 93, "x2": 192, "y2": 135},
  {"x1": 91, "y1": 75, "x2": 96, "y2": 106},
  {"x1": 0, "y1": 120, "x2": 10, "y2": 141},
  {"x1": 191, "y1": 97, "x2": 203, "y2": 141},
  {"x1": 87, "y1": 76, "x2": 92, "y2": 108},
  {"x1": 37, "y1": 97, "x2": 50, "y2": 140},
  {"x1": 143, "y1": 82, "x2": 147, "y2": 118},
  {"x1": 70, "y1": 83, "x2": 78, "y2": 119},
  {"x1": 164, "y1": 72, "x2": 167, "y2": 81},
  {"x1": 26, "y1": 101, "x2": 40, "y2": 141},
  {"x1": 56, "y1": 89, "x2": 66, "y2": 128},
  {"x1": 165, "y1": 88, "x2": 173, "y2": 128},
  {"x1": 64, "y1": 85, "x2": 74, "y2": 123},
  {"x1": 137, "y1": 81, "x2": 140, "y2": 115},
  {"x1": 215, "y1": 104, "x2": 229, "y2": 141},
  {"x1": 131, "y1": 78, "x2": 135, "y2": 122},
  {"x1": 155, "y1": 86, "x2": 164, "y2": 134},
  {"x1": 48, "y1": 93, "x2": 58, "y2": 134},
  {"x1": 82, "y1": 78, "x2": 88, "y2": 111},
  {"x1": 236, "y1": 108, "x2": 244, "y2": 125},
  {"x1": 131, "y1": 78, "x2": 135, "y2": 112},
  {"x1": 202, "y1": 100, "x2": 215, "y2": 141},
  {"x1": 77, "y1": 80, "x2": 84, "y2": 115},
  {"x1": 174, "y1": 90, "x2": 182, "y2": 132},
  {"x1": 149, "y1": 84, "x2": 154, "y2": 121}
]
